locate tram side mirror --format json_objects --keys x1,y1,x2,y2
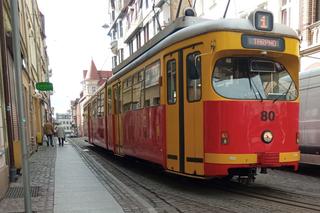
[{"x1": 250, "y1": 60, "x2": 276, "y2": 72}]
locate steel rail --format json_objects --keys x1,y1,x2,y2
[{"x1": 71, "y1": 140, "x2": 234, "y2": 213}]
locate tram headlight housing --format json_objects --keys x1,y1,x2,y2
[
  {"x1": 262, "y1": 130, "x2": 273, "y2": 143},
  {"x1": 221, "y1": 132, "x2": 229, "y2": 145}
]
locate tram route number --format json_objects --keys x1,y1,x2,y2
[{"x1": 261, "y1": 111, "x2": 275, "y2": 121}]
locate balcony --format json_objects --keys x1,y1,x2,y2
[
  {"x1": 110, "y1": 40, "x2": 118, "y2": 54},
  {"x1": 301, "y1": 21, "x2": 320, "y2": 55},
  {"x1": 309, "y1": 21, "x2": 320, "y2": 47}
]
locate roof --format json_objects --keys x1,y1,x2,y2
[
  {"x1": 110, "y1": 13, "x2": 298, "y2": 83},
  {"x1": 84, "y1": 60, "x2": 112, "y2": 81},
  {"x1": 85, "y1": 60, "x2": 99, "y2": 80}
]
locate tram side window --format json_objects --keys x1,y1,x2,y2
[
  {"x1": 132, "y1": 71, "x2": 145, "y2": 110},
  {"x1": 167, "y1": 59, "x2": 177, "y2": 104},
  {"x1": 145, "y1": 61, "x2": 160, "y2": 107},
  {"x1": 107, "y1": 87, "x2": 112, "y2": 114},
  {"x1": 122, "y1": 77, "x2": 133, "y2": 112},
  {"x1": 92, "y1": 98, "x2": 97, "y2": 118},
  {"x1": 97, "y1": 91, "x2": 105, "y2": 117},
  {"x1": 187, "y1": 52, "x2": 202, "y2": 102}
]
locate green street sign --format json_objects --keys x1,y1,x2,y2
[{"x1": 36, "y1": 82, "x2": 53, "y2": 91}]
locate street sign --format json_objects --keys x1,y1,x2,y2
[{"x1": 36, "y1": 82, "x2": 53, "y2": 91}]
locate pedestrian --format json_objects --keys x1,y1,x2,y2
[
  {"x1": 43, "y1": 120, "x2": 54, "y2": 147},
  {"x1": 56, "y1": 123, "x2": 66, "y2": 146}
]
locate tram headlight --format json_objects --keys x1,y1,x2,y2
[
  {"x1": 261, "y1": 130, "x2": 273, "y2": 143},
  {"x1": 296, "y1": 132, "x2": 299, "y2": 144},
  {"x1": 221, "y1": 132, "x2": 229, "y2": 145}
]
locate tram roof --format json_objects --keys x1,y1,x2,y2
[{"x1": 109, "y1": 15, "x2": 298, "y2": 83}]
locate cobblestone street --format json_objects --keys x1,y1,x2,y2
[{"x1": 0, "y1": 144, "x2": 56, "y2": 212}]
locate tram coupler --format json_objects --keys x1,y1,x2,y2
[
  {"x1": 236, "y1": 168, "x2": 256, "y2": 184},
  {"x1": 237, "y1": 175, "x2": 255, "y2": 185}
]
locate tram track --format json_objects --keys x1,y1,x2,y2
[
  {"x1": 212, "y1": 180, "x2": 320, "y2": 212},
  {"x1": 71, "y1": 139, "x2": 320, "y2": 212},
  {"x1": 71, "y1": 139, "x2": 235, "y2": 213}
]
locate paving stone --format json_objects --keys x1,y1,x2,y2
[{"x1": 0, "y1": 145, "x2": 56, "y2": 212}]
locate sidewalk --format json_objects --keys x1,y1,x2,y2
[{"x1": 0, "y1": 138, "x2": 124, "y2": 213}]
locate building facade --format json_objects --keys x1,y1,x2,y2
[
  {"x1": 0, "y1": 0, "x2": 50, "y2": 199},
  {"x1": 73, "y1": 60, "x2": 112, "y2": 136},
  {"x1": 70, "y1": 98, "x2": 81, "y2": 137},
  {"x1": 106, "y1": 0, "x2": 301, "y2": 70},
  {"x1": 107, "y1": 0, "x2": 190, "y2": 68},
  {"x1": 55, "y1": 112, "x2": 72, "y2": 137},
  {"x1": 300, "y1": 0, "x2": 320, "y2": 71}
]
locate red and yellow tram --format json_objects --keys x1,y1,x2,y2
[{"x1": 83, "y1": 9, "x2": 300, "y2": 181}]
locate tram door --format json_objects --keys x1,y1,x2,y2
[
  {"x1": 182, "y1": 47, "x2": 204, "y2": 176},
  {"x1": 165, "y1": 52, "x2": 180, "y2": 172},
  {"x1": 113, "y1": 83, "x2": 123, "y2": 155},
  {"x1": 165, "y1": 46, "x2": 204, "y2": 175}
]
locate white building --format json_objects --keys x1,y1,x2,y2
[
  {"x1": 55, "y1": 112, "x2": 73, "y2": 137},
  {"x1": 107, "y1": 0, "x2": 189, "y2": 68},
  {"x1": 193, "y1": 0, "x2": 299, "y2": 30}
]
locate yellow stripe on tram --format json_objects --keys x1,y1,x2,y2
[{"x1": 205, "y1": 153, "x2": 257, "y2": 164}]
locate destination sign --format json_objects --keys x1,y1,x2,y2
[{"x1": 241, "y1": 35, "x2": 285, "y2": 51}]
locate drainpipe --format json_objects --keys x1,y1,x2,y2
[{"x1": 0, "y1": 0, "x2": 17, "y2": 181}]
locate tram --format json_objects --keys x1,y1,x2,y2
[{"x1": 83, "y1": 9, "x2": 300, "y2": 182}]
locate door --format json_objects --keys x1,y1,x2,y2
[
  {"x1": 165, "y1": 46, "x2": 204, "y2": 175},
  {"x1": 183, "y1": 47, "x2": 204, "y2": 175},
  {"x1": 165, "y1": 52, "x2": 180, "y2": 172},
  {"x1": 113, "y1": 83, "x2": 123, "y2": 155}
]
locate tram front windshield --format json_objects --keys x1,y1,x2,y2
[{"x1": 212, "y1": 57, "x2": 298, "y2": 101}]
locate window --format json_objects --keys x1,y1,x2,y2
[
  {"x1": 187, "y1": 52, "x2": 202, "y2": 102},
  {"x1": 119, "y1": 20, "x2": 123, "y2": 37},
  {"x1": 145, "y1": 61, "x2": 160, "y2": 107},
  {"x1": 122, "y1": 77, "x2": 133, "y2": 112},
  {"x1": 281, "y1": 9, "x2": 287, "y2": 25},
  {"x1": 129, "y1": 40, "x2": 134, "y2": 55},
  {"x1": 132, "y1": 71, "x2": 145, "y2": 109},
  {"x1": 146, "y1": 0, "x2": 149, "y2": 8},
  {"x1": 119, "y1": 48, "x2": 124, "y2": 63},
  {"x1": 316, "y1": 0, "x2": 320, "y2": 22},
  {"x1": 144, "y1": 23, "x2": 149, "y2": 43},
  {"x1": 136, "y1": 31, "x2": 141, "y2": 49},
  {"x1": 97, "y1": 91, "x2": 104, "y2": 117},
  {"x1": 167, "y1": 60, "x2": 177, "y2": 104},
  {"x1": 212, "y1": 57, "x2": 298, "y2": 101},
  {"x1": 112, "y1": 10, "x2": 115, "y2": 21},
  {"x1": 112, "y1": 29, "x2": 117, "y2": 40},
  {"x1": 107, "y1": 88, "x2": 112, "y2": 114},
  {"x1": 112, "y1": 56, "x2": 117, "y2": 68}
]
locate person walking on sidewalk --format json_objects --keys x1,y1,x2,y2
[
  {"x1": 56, "y1": 123, "x2": 66, "y2": 146},
  {"x1": 43, "y1": 120, "x2": 54, "y2": 147}
]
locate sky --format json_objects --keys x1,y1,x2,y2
[{"x1": 37, "y1": 0, "x2": 112, "y2": 115}]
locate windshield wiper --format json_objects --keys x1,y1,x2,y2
[
  {"x1": 247, "y1": 73, "x2": 258, "y2": 100},
  {"x1": 273, "y1": 81, "x2": 293, "y2": 103},
  {"x1": 247, "y1": 73, "x2": 263, "y2": 102}
]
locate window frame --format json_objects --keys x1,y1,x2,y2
[
  {"x1": 167, "y1": 59, "x2": 177, "y2": 105},
  {"x1": 186, "y1": 51, "x2": 202, "y2": 102}
]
